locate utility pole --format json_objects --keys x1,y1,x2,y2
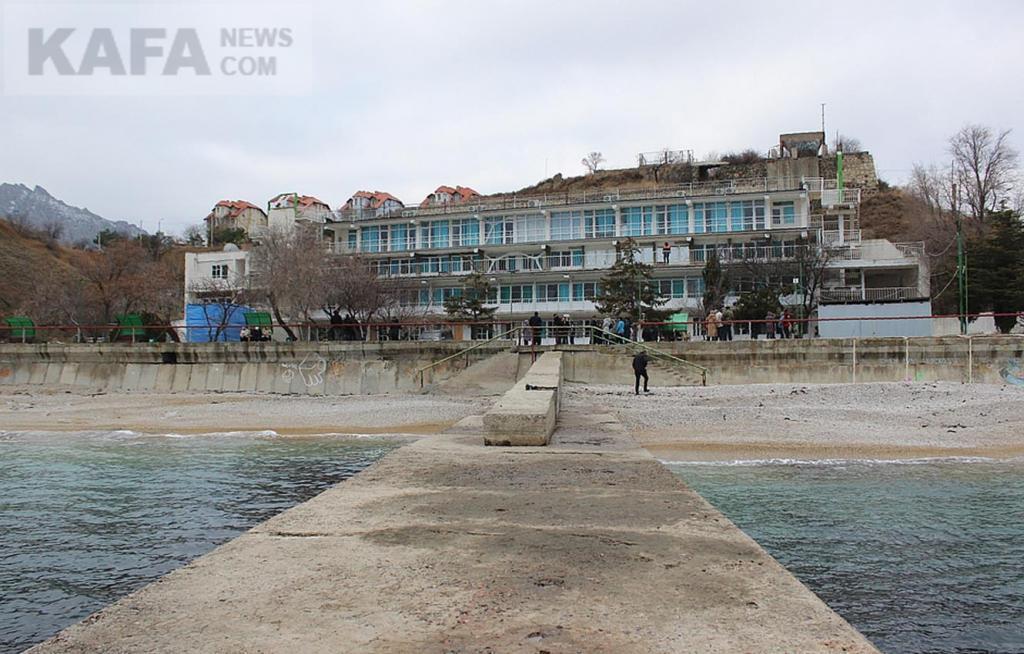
[{"x1": 953, "y1": 181, "x2": 968, "y2": 335}]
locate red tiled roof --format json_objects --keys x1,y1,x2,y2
[
  {"x1": 345, "y1": 190, "x2": 404, "y2": 210},
  {"x1": 419, "y1": 184, "x2": 481, "y2": 208},
  {"x1": 269, "y1": 193, "x2": 330, "y2": 210},
  {"x1": 207, "y1": 200, "x2": 266, "y2": 220}
]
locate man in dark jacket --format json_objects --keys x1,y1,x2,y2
[
  {"x1": 527, "y1": 311, "x2": 543, "y2": 345},
  {"x1": 632, "y1": 352, "x2": 649, "y2": 395}
]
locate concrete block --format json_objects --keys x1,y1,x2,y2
[
  {"x1": 188, "y1": 364, "x2": 209, "y2": 392},
  {"x1": 122, "y1": 363, "x2": 144, "y2": 392},
  {"x1": 154, "y1": 365, "x2": 176, "y2": 393},
  {"x1": 221, "y1": 364, "x2": 242, "y2": 393},
  {"x1": 58, "y1": 363, "x2": 80, "y2": 386},
  {"x1": 483, "y1": 388, "x2": 556, "y2": 446},
  {"x1": 254, "y1": 363, "x2": 276, "y2": 394},
  {"x1": 12, "y1": 363, "x2": 32, "y2": 385},
  {"x1": 272, "y1": 362, "x2": 293, "y2": 395},
  {"x1": 43, "y1": 363, "x2": 62, "y2": 385},
  {"x1": 137, "y1": 364, "x2": 159, "y2": 392},
  {"x1": 205, "y1": 364, "x2": 225, "y2": 392},
  {"x1": 360, "y1": 362, "x2": 381, "y2": 395},
  {"x1": 238, "y1": 364, "x2": 258, "y2": 392},
  {"x1": 28, "y1": 363, "x2": 48, "y2": 385},
  {"x1": 170, "y1": 365, "x2": 192, "y2": 393}
]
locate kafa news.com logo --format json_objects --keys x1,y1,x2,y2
[{"x1": 2, "y1": 3, "x2": 313, "y2": 95}]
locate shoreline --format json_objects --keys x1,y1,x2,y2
[{"x1": 4, "y1": 381, "x2": 1024, "y2": 462}]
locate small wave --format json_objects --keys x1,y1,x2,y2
[{"x1": 661, "y1": 456, "x2": 1001, "y2": 467}]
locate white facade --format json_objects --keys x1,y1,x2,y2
[{"x1": 183, "y1": 247, "x2": 252, "y2": 309}]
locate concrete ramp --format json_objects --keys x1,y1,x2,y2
[
  {"x1": 482, "y1": 352, "x2": 562, "y2": 446},
  {"x1": 433, "y1": 351, "x2": 524, "y2": 397}
]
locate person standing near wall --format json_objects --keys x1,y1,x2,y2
[
  {"x1": 662, "y1": 242, "x2": 672, "y2": 264},
  {"x1": 632, "y1": 351, "x2": 650, "y2": 395},
  {"x1": 528, "y1": 311, "x2": 542, "y2": 345}
]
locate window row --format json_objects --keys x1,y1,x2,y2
[{"x1": 351, "y1": 200, "x2": 800, "y2": 253}]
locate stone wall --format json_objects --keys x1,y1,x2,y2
[{"x1": 0, "y1": 341, "x2": 508, "y2": 395}]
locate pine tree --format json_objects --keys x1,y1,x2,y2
[
  {"x1": 594, "y1": 238, "x2": 664, "y2": 319},
  {"x1": 443, "y1": 272, "x2": 497, "y2": 322},
  {"x1": 701, "y1": 249, "x2": 729, "y2": 314},
  {"x1": 966, "y1": 210, "x2": 1024, "y2": 332}
]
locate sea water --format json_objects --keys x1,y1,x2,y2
[
  {"x1": 668, "y1": 458, "x2": 1024, "y2": 654},
  {"x1": 0, "y1": 430, "x2": 398, "y2": 653}
]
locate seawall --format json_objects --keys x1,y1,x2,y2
[
  {"x1": 0, "y1": 341, "x2": 508, "y2": 395},
  {"x1": 2, "y1": 336, "x2": 1021, "y2": 395}
]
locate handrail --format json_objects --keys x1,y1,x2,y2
[
  {"x1": 583, "y1": 326, "x2": 708, "y2": 386},
  {"x1": 415, "y1": 326, "x2": 523, "y2": 388}
]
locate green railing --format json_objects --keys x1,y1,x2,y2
[
  {"x1": 415, "y1": 324, "x2": 707, "y2": 389},
  {"x1": 416, "y1": 326, "x2": 524, "y2": 388},
  {"x1": 578, "y1": 326, "x2": 708, "y2": 386}
]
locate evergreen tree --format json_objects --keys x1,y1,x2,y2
[
  {"x1": 701, "y1": 249, "x2": 729, "y2": 314},
  {"x1": 594, "y1": 238, "x2": 664, "y2": 319},
  {"x1": 966, "y1": 210, "x2": 1024, "y2": 332},
  {"x1": 443, "y1": 272, "x2": 498, "y2": 322}
]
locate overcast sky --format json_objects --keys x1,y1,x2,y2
[{"x1": 1, "y1": 0, "x2": 1021, "y2": 235}]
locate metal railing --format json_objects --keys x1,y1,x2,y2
[
  {"x1": 820, "y1": 286, "x2": 922, "y2": 302},
  {"x1": 328, "y1": 176, "x2": 819, "y2": 224},
  {"x1": 894, "y1": 242, "x2": 926, "y2": 259},
  {"x1": 415, "y1": 326, "x2": 523, "y2": 388},
  {"x1": 580, "y1": 325, "x2": 708, "y2": 386}
]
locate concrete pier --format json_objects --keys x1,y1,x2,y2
[{"x1": 30, "y1": 408, "x2": 878, "y2": 653}]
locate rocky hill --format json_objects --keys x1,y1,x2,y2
[{"x1": 0, "y1": 183, "x2": 146, "y2": 246}]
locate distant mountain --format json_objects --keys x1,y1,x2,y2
[{"x1": 0, "y1": 183, "x2": 146, "y2": 245}]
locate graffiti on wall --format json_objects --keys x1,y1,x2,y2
[
  {"x1": 1000, "y1": 359, "x2": 1024, "y2": 387},
  {"x1": 281, "y1": 353, "x2": 327, "y2": 387}
]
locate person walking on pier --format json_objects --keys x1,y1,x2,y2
[{"x1": 632, "y1": 351, "x2": 650, "y2": 395}]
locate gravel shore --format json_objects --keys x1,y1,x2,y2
[
  {"x1": 0, "y1": 386, "x2": 488, "y2": 436},
  {"x1": 564, "y1": 381, "x2": 1024, "y2": 461}
]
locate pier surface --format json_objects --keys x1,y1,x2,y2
[{"x1": 30, "y1": 407, "x2": 877, "y2": 653}]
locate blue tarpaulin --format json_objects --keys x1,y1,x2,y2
[{"x1": 185, "y1": 304, "x2": 251, "y2": 342}]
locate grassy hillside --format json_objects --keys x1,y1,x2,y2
[{"x1": 0, "y1": 218, "x2": 83, "y2": 314}]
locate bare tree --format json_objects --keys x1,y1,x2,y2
[
  {"x1": 187, "y1": 275, "x2": 250, "y2": 342},
  {"x1": 320, "y1": 255, "x2": 397, "y2": 340},
  {"x1": 581, "y1": 151, "x2": 605, "y2": 175},
  {"x1": 738, "y1": 239, "x2": 838, "y2": 320},
  {"x1": 183, "y1": 224, "x2": 206, "y2": 246},
  {"x1": 949, "y1": 124, "x2": 1019, "y2": 223},
  {"x1": 75, "y1": 241, "x2": 147, "y2": 322},
  {"x1": 248, "y1": 225, "x2": 329, "y2": 341},
  {"x1": 832, "y1": 134, "x2": 863, "y2": 153}
]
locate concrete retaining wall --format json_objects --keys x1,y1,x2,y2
[
  {"x1": 559, "y1": 335, "x2": 1024, "y2": 386},
  {"x1": 483, "y1": 352, "x2": 562, "y2": 446},
  {"x1": 2, "y1": 336, "x2": 1021, "y2": 395},
  {"x1": 0, "y1": 342, "x2": 507, "y2": 395}
]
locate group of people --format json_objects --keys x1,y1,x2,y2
[
  {"x1": 524, "y1": 312, "x2": 575, "y2": 346},
  {"x1": 703, "y1": 307, "x2": 734, "y2": 341},
  {"x1": 763, "y1": 309, "x2": 796, "y2": 339},
  {"x1": 703, "y1": 307, "x2": 799, "y2": 340}
]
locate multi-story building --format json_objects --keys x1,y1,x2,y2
[
  {"x1": 204, "y1": 200, "x2": 267, "y2": 238},
  {"x1": 267, "y1": 193, "x2": 332, "y2": 231},
  {"x1": 326, "y1": 136, "x2": 929, "y2": 326},
  {"x1": 184, "y1": 132, "x2": 931, "y2": 338}
]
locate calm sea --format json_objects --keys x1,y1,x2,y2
[
  {"x1": 668, "y1": 458, "x2": 1024, "y2": 654},
  {"x1": 0, "y1": 430, "x2": 398, "y2": 653}
]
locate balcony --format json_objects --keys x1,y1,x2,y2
[{"x1": 820, "y1": 286, "x2": 922, "y2": 303}]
